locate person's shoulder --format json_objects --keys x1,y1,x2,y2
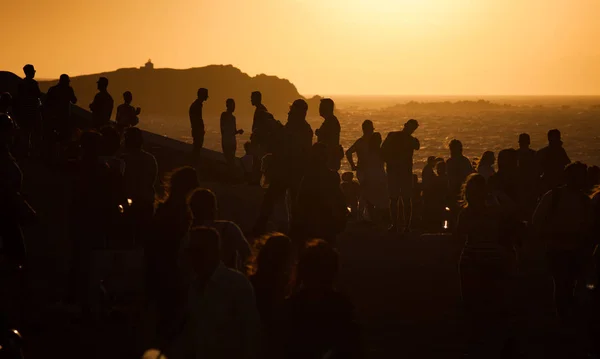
[{"x1": 219, "y1": 266, "x2": 254, "y2": 290}]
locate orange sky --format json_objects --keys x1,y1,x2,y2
[{"x1": 4, "y1": 0, "x2": 600, "y2": 95}]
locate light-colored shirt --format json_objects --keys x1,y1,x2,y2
[{"x1": 172, "y1": 264, "x2": 260, "y2": 359}]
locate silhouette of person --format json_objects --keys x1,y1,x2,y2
[
  {"x1": 0, "y1": 114, "x2": 34, "y2": 269},
  {"x1": 532, "y1": 162, "x2": 592, "y2": 325},
  {"x1": 381, "y1": 119, "x2": 420, "y2": 233},
  {"x1": 285, "y1": 239, "x2": 362, "y2": 359},
  {"x1": 294, "y1": 143, "x2": 347, "y2": 244},
  {"x1": 456, "y1": 173, "x2": 518, "y2": 358},
  {"x1": 122, "y1": 127, "x2": 157, "y2": 245},
  {"x1": 115, "y1": 91, "x2": 141, "y2": 131},
  {"x1": 187, "y1": 188, "x2": 251, "y2": 271},
  {"x1": 316, "y1": 98, "x2": 343, "y2": 171},
  {"x1": 516, "y1": 133, "x2": 539, "y2": 220},
  {"x1": 14, "y1": 64, "x2": 42, "y2": 157},
  {"x1": 422, "y1": 156, "x2": 438, "y2": 189},
  {"x1": 447, "y1": 139, "x2": 474, "y2": 198},
  {"x1": 346, "y1": 119, "x2": 375, "y2": 184},
  {"x1": 67, "y1": 131, "x2": 116, "y2": 314},
  {"x1": 254, "y1": 99, "x2": 313, "y2": 235},
  {"x1": 44, "y1": 74, "x2": 77, "y2": 152},
  {"x1": 89, "y1": 77, "x2": 114, "y2": 128},
  {"x1": 536, "y1": 129, "x2": 571, "y2": 195},
  {"x1": 341, "y1": 172, "x2": 361, "y2": 220},
  {"x1": 488, "y1": 149, "x2": 520, "y2": 204},
  {"x1": 361, "y1": 132, "x2": 389, "y2": 222},
  {"x1": 189, "y1": 88, "x2": 208, "y2": 155},
  {"x1": 250, "y1": 91, "x2": 276, "y2": 184},
  {"x1": 147, "y1": 166, "x2": 199, "y2": 338},
  {"x1": 249, "y1": 234, "x2": 294, "y2": 359},
  {"x1": 168, "y1": 227, "x2": 260, "y2": 359},
  {"x1": 477, "y1": 151, "x2": 496, "y2": 181},
  {"x1": 220, "y1": 99, "x2": 244, "y2": 166}
]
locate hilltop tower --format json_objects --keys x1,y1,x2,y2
[{"x1": 141, "y1": 59, "x2": 154, "y2": 70}]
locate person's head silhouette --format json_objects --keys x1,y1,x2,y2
[
  {"x1": 124, "y1": 127, "x2": 143, "y2": 150},
  {"x1": 297, "y1": 239, "x2": 339, "y2": 290},
  {"x1": 449, "y1": 139, "x2": 463, "y2": 157},
  {"x1": 518, "y1": 133, "x2": 531, "y2": 149},
  {"x1": 436, "y1": 160, "x2": 447, "y2": 176},
  {"x1": 462, "y1": 173, "x2": 486, "y2": 209},
  {"x1": 548, "y1": 129, "x2": 562, "y2": 146},
  {"x1": 319, "y1": 98, "x2": 335, "y2": 117},
  {"x1": 497, "y1": 148, "x2": 518, "y2": 174},
  {"x1": 251, "y1": 91, "x2": 262, "y2": 107},
  {"x1": 165, "y1": 166, "x2": 199, "y2": 203},
  {"x1": 226, "y1": 98, "x2": 235, "y2": 113},
  {"x1": 185, "y1": 227, "x2": 221, "y2": 278},
  {"x1": 188, "y1": 188, "x2": 218, "y2": 222},
  {"x1": 362, "y1": 120, "x2": 374, "y2": 137},
  {"x1": 197, "y1": 88, "x2": 209, "y2": 102},
  {"x1": 59, "y1": 74, "x2": 70, "y2": 86},
  {"x1": 23, "y1": 64, "x2": 36, "y2": 79},
  {"x1": 0, "y1": 114, "x2": 16, "y2": 147},
  {"x1": 252, "y1": 234, "x2": 293, "y2": 280},
  {"x1": 97, "y1": 77, "x2": 109, "y2": 91},
  {"x1": 0, "y1": 93, "x2": 12, "y2": 113},
  {"x1": 123, "y1": 91, "x2": 133, "y2": 104},
  {"x1": 403, "y1": 119, "x2": 419, "y2": 135},
  {"x1": 564, "y1": 161, "x2": 588, "y2": 191},
  {"x1": 480, "y1": 151, "x2": 495, "y2": 167},
  {"x1": 289, "y1": 99, "x2": 308, "y2": 118}
]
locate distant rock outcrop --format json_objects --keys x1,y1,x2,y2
[{"x1": 37, "y1": 65, "x2": 321, "y2": 122}]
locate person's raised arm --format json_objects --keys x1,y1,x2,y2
[{"x1": 346, "y1": 141, "x2": 358, "y2": 171}]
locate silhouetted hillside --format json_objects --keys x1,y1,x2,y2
[{"x1": 38, "y1": 65, "x2": 322, "y2": 121}]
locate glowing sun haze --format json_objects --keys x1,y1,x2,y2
[{"x1": 4, "y1": 0, "x2": 600, "y2": 96}]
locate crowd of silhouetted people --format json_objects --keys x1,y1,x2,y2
[{"x1": 1, "y1": 64, "x2": 600, "y2": 358}]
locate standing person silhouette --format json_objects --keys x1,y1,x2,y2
[
  {"x1": 295, "y1": 143, "x2": 347, "y2": 245},
  {"x1": 249, "y1": 234, "x2": 294, "y2": 359},
  {"x1": 89, "y1": 77, "x2": 114, "y2": 128},
  {"x1": 477, "y1": 151, "x2": 496, "y2": 181},
  {"x1": 536, "y1": 129, "x2": 571, "y2": 195},
  {"x1": 456, "y1": 174, "x2": 518, "y2": 358},
  {"x1": 517, "y1": 133, "x2": 539, "y2": 220},
  {"x1": 316, "y1": 98, "x2": 343, "y2": 171},
  {"x1": 115, "y1": 91, "x2": 141, "y2": 131},
  {"x1": 220, "y1": 99, "x2": 244, "y2": 166},
  {"x1": 14, "y1": 64, "x2": 42, "y2": 157},
  {"x1": 253, "y1": 99, "x2": 312, "y2": 235},
  {"x1": 447, "y1": 139, "x2": 474, "y2": 226},
  {"x1": 533, "y1": 162, "x2": 592, "y2": 326},
  {"x1": 189, "y1": 88, "x2": 208, "y2": 156},
  {"x1": 44, "y1": 74, "x2": 77, "y2": 160},
  {"x1": 250, "y1": 91, "x2": 273, "y2": 184},
  {"x1": 122, "y1": 127, "x2": 157, "y2": 245},
  {"x1": 381, "y1": 119, "x2": 420, "y2": 234},
  {"x1": 346, "y1": 119, "x2": 375, "y2": 185}
]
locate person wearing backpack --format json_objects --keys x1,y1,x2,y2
[{"x1": 533, "y1": 162, "x2": 594, "y2": 325}]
